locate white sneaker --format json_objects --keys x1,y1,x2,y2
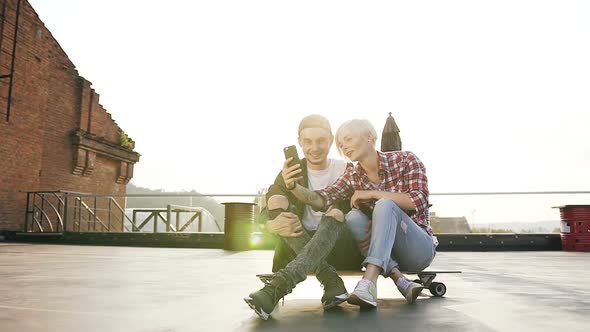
[
  {"x1": 396, "y1": 277, "x2": 423, "y2": 304},
  {"x1": 347, "y1": 279, "x2": 377, "y2": 308}
]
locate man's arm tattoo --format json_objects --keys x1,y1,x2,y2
[
  {"x1": 303, "y1": 190, "x2": 319, "y2": 203},
  {"x1": 292, "y1": 185, "x2": 325, "y2": 209}
]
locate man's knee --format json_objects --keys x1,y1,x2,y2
[
  {"x1": 325, "y1": 208, "x2": 344, "y2": 223},
  {"x1": 268, "y1": 195, "x2": 289, "y2": 211}
]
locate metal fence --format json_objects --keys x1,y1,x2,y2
[
  {"x1": 24, "y1": 191, "x2": 259, "y2": 234},
  {"x1": 24, "y1": 190, "x2": 589, "y2": 234}
]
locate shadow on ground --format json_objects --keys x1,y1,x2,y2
[{"x1": 238, "y1": 296, "x2": 492, "y2": 332}]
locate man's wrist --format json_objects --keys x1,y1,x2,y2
[{"x1": 286, "y1": 182, "x2": 296, "y2": 191}]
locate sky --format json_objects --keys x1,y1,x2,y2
[{"x1": 28, "y1": 0, "x2": 590, "y2": 223}]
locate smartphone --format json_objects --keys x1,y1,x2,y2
[{"x1": 283, "y1": 145, "x2": 301, "y2": 167}]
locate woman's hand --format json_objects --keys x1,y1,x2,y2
[
  {"x1": 350, "y1": 190, "x2": 376, "y2": 209},
  {"x1": 281, "y1": 158, "x2": 303, "y2": 190}
]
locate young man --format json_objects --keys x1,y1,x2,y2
[{"x1": 244, "y1": 114, "x2": 362, "y2": 320}]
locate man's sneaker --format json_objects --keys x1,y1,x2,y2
[
  {"x1": 320, "y1": 275, "x2": 349, "y2": 310},
  {"x1": 244, "y1": 275, "x2": 291, "y2": 320},
  {"x1": 396, "y1": 277, "x2": 423, "y2": 304},
  {"x1": 347, "y1": 279, "x2": 377, "y2": 308}
]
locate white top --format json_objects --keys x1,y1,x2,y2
[{"x1": 302, "y1": 159, "x2": 348, "y2": 231}]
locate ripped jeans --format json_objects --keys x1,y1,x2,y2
[{"x1": 345, "y1": 199, "x2": 436, "y2": 276}]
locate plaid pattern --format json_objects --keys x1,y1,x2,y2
[{"x1": 316, "y1": 151, "x2": 431, "y2": 235}]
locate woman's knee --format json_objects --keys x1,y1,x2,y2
[
  {"x1": 374, "y1": 198, "x2": 400, "y2": 211},
  {"x1": 373, "y1": 198, "x2": 403, "y2": 220},
  {"x1": 345, "y1": 209, "x2": 368, "y2": 238},
  {"x1": 345, "y1": 209, "x2": 366, "y2": 225},
  {"x1": 347, "y1": 208, "x2": 373, "y2": 229}
]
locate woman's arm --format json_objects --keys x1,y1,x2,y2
[
  {"x1": 351, "y1": 190, "x2": 416, "y2": 210},
  {"x1": 286, "y1": 162, "x2": 355, "y2": 210},
  {"x1": 402, "y1": 152, "x2": 429, "y2": 214}
]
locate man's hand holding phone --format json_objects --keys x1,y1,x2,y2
[{"x1": 282, "y1": 145, "x2": 303, "y2": 190}]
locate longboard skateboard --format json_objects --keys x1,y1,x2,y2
[
  {"x1": 256, "y1": 270, "x2": 461, "y2": 298},
  {"x1": 404, "y1": 270, "x2": 461, "y2": 297}
]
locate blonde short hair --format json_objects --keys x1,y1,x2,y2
[{"x1": 335, "y1": 119, "x2": 378, "y2": 157}]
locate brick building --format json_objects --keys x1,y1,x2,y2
[{"x1": 0, "y1": 0, "x2": 140, "y2": 231}]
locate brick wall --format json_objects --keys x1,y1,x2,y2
[{"x1": 0, "y1": 0, "x2": 139, "y2": 231}]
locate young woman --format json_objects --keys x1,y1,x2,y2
[{"x1": 286, "y1": 119, "x2": 436, "y2": 307}]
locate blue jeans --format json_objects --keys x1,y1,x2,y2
[{"x1": 345, "y1": 199, "x2": 436, "y2": 277}]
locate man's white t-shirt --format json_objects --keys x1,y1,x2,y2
[{"x1": 302, "y1": 159, "x2": 348, "y2": 231}]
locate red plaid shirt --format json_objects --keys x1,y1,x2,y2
[{"x1": 316, "y1": 151, "x2": 432, "y2": 235}]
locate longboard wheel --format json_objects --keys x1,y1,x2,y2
[{"x1": 429, "y1": 282, "x2": 447, "y2": 297}]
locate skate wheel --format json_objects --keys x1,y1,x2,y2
[{"x1": 429, "y1": 282, "x2": 446, "y2": 297}]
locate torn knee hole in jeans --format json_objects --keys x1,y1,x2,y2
[
  {"x1": 325, "y1": 209, "x2": 344, "y2": 222},
  {"x1": 267, "y1": 195, "x2": 289, "y2": 210}
]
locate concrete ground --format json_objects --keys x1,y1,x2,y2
[{"x1": 0, "y1": 243, "x2": 588, "y2": 332}]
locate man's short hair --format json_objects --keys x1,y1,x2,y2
[{"x1": 298, "y1": 114, "x2": 332, "y2": 135}]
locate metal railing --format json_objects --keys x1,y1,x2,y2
[
  {"x1": 24, "y1": 190, "x2": 589, "y2": 234},
  {"x1": 24, "y1": 191, "x2": 252, "y2": 233}
]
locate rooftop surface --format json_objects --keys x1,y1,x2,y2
[{"x1": 0, "y1": 243, "x2": 588, "y2": 332}]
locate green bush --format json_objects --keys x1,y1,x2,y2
[{"x1": 119, "y1": 130, "x2": 133, "y2": 149}]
